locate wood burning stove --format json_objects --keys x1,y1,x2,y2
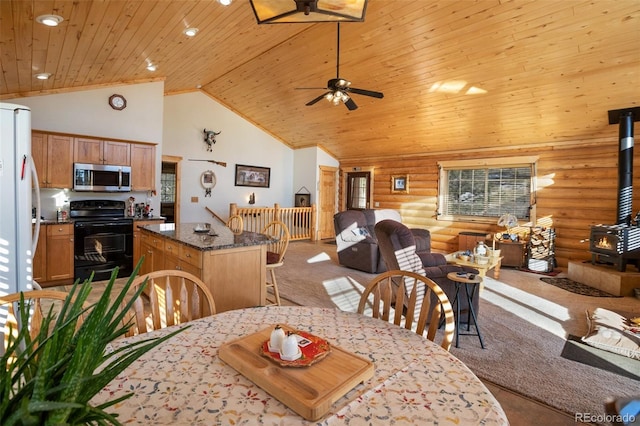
[
  {"x1": 590, "y1": 107, "x2": 640, "y2": 271},
  {"x1": 590, "y1": 224, "x2": 640, "y2": 271}
]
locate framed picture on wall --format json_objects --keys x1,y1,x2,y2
[
  {"x1": 391, "y1": 175, "x2": 408, "y2": 193},
  {"x1": 235, "y1": 164, "x2": 270, "y2": 188}
]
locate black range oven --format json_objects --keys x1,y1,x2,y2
[{"x1": 70, "y1": 200, "x2": 133, "y2": 282}]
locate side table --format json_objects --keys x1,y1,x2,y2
[{"x1": 446, "y1": 272, "x2": 485, "y2": 349}]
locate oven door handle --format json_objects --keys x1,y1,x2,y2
[{"x1": 91, "y1": 267, "x2": 120, "y2": 275}]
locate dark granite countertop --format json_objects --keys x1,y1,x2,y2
[{"x1": 138, "y1": 222, "x2": 273, "y2": 251}]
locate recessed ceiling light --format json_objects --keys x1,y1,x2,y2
[
  {"x1": 146, "y1": 64, "x2": 157, "y2": 72},
  {"x1": 35, "y1": 73, "x2": 52, "y2": 80},
  {"x1": 183, "y1": 27, "x2": 199, "y2": 37},
  {"x1": 218, "y1": 0, "x2": 232, "y2": 5},
  {"x1": 36, "y1": 14, "x2": 64, "y2": 27}
]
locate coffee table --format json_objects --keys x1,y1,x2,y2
[{"x1": 445, "y1": 252, "x2": 503, "y2": 279}]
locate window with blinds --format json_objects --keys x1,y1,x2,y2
[{"x1": 438, "y1": 160, "x2": 535, "y2": 221}]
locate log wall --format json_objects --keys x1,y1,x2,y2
[{"x1": 339, "y1": 137, "x2": 634, "y2": 269}]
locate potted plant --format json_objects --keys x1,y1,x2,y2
[{"x1": 0, "y1": 261, "x2": 188, "y2": 425}]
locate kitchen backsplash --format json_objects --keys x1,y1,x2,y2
[{"x1": 35, "y1": 188, "x2": 157, "y2": 221}]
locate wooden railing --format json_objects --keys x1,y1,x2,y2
[{"x1": 229, "y1": 203, "x2": 316, "y2": 241}]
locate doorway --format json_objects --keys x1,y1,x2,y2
[
  {"x1": 346, "y1": 171, "x2": 371, "y2": 210},
  {"x1": 161, "y1": 155, "x2": 182, "y2": 224},
  {"x1": 318, "y1": 166, "x2": 338, "y2": 240}
]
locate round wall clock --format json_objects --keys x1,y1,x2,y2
[{"x1": 108, "y1": 94, "x2": 127, "y2": 110}]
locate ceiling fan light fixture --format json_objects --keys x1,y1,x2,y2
[
  {"x1": 249, "y1": 0, "x2": 367, "y2": 24},
  {"x1": 36, "y1": 14, "x2": 64, "y2": 27}
]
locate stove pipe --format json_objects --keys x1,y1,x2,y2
[{"x1": 617, "y1": 112, "x2": 634, "y2": 225}]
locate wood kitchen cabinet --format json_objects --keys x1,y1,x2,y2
[
  {"x1": 31, "y1": 132, "x2": 74, "y2": 188},
  {"x1": 133, "y1": 220, "x2": 164, "y2": 268},
  {"x1": 139, "y1": 232, "x2": 164, "y2": 276},
  {"x1": 44, "y1": 223, "x2": 74, "y2": 284},
  {"x1": 163, "y1": 240, "x2": 202, "y2": 277},
  {"x1": 138, "y1": 225, "x2": 267, "y2": 312},
  {"x1": 130, "y1": 143, "x2": 156, "y2": 191},
  {"x1": 74, "y1": 137, "x2": 130, "y2": 165},
  {"x1": 32, "y1": 225, "x2": 47, "y2": 283}
]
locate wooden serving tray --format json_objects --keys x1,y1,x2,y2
[{"x1": 218, "y1": 325, "x2": 374, "y2": 421}]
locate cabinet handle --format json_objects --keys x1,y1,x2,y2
[{"x1": 185, "y1": 253, "x2": 191, "y2": 258}]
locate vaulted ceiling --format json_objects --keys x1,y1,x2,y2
[{"x1": 1, "y1": 1, "x2": 638, "y2": 160}]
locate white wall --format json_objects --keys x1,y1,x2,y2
[
  {"x1": 8, "y1": 83, "x2": 339, "y2": 224},
  {"x1": 162, "y1": 91, "x2": 295, "y2": 223},
  {"x1": 7, "y1": 82, "x2": 164, "y2": 219}
]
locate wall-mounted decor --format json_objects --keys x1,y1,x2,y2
[
  {"x1": 235, "y1": 164, "x2": 270, "y2": 188},
  {"x1": 201, "y1": 170, "x2": 216, "y2": 197},
  {"x1": 203, "y1": 128, "x2": 221, "y2": 151},
  {"x1": 391, "y1": 175, "x2": 408, "y2": 193},
  {"x1": 295, "y1": 186, "x2": 311, "y2": 207}
]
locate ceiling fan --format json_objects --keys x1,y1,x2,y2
[{"x1": 299, "y1": 23, "x2": 383, "y2": 111}]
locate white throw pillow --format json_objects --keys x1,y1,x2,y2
[{"x1": 581, "y1": 308, "x2": 640, "y2": 360}]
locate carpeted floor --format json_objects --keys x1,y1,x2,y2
[
  {"x1": 276, "y1": 241, "x2": 640, "y2": 419},
  {"x1": 540, "y1": 277, "x2": 622, "y2": 297}
]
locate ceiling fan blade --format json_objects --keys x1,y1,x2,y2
[
  {"x1": 344, "y1": 97, "x2": 358, "y2": 111},
  {"x1": 347, "y1": 87, "x2": 384, "y2": 98},
  {"x1": 306, "y1": 92, "x2": 330, "y2": 106}
]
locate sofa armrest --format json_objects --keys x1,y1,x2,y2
[{"x1": 417, "y1": 252, "x2": 447, "y2": 267}]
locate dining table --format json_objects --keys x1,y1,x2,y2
[{"x1": 93, "y1": 306, "x2": 509, "y2": 425}]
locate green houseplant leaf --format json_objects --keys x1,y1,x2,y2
[{"x1": 0, "y1": 258, "x2": 189, "y2": 425}]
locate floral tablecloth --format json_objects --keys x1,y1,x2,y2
[{"x1": 94, "y1": 306, "x2": 508, "y2": 425}]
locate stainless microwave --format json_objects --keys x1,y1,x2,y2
[{"x1": 73, "y1": 163, "x2": 132, "y2": 192}]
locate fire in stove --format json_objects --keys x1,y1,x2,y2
[{"x1": 596, "y1": 237, "x2": 613, "y2": 250}]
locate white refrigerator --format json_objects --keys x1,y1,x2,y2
[{"x1": 0, "y1": 102, "x2": 41, "y2": 296}]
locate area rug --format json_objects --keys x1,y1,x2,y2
[
  {"x1": 277, "y1": 241, "x2": 640, "y2": 419},
  {"x1": 540, "y1": 277, "x2": 622, "y2": 297},
  {"x1": 561, "y1": 334, "x2": 640, "y2": 381}
]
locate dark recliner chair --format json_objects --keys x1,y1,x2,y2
[
  {"x1": 333, "y1": 209, "x2": 430, "y2": 274},
  {"x1": 374, "y1": 219, "x2": 480, "y2": 316}
]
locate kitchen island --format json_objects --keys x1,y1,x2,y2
[{"x1": 138, "y1": 221, "x2": 272, "y2": 312}]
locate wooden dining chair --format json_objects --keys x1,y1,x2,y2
[
  {"x1": 0, "y1": 290, "x2": 85, "y2": 354},
  {"x1": 357, "y1": 270, "x2": 455, "y2": 351},
  {"x1": 260, "y1": 221, "x2": 291, "y2": 306},
  {"x1": 226, "y1": 214, "x2": 244, "y2": 235},
  {"x1": 126, "y1": 270, "x2": 216, "y2": 336}
]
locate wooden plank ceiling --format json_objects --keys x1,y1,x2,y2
[{"x1": 1, "y1": 1, "x2": 638, "y2": 160}]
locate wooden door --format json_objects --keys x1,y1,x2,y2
[{"x1": 318, "y1": 166, "x2": 338, "y2": 240}]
